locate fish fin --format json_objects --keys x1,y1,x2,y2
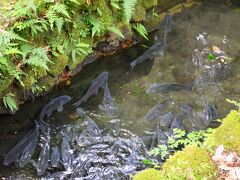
[
  {"x1": 95, "y1": 90, "x2": 99, "y2": 95},
  {"x1": 46, "y1": 111, "x2": 52, "y2": 117},
  {"x1": 57, "y1": 105, "x2": 64, "y2": 112},
  {"x1": 73, "y1": 100, "x2": 82, "y2": 107},
  {"x1": 130, "y1": 60, "x2": 137, "y2": 70},
  {"x1": 30, "y1": 160, "x2": 37, "y2": 168},
  {"x1": 98, "y1": 104, "x2": 105, "y2": 111}
]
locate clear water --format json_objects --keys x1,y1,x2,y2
[{"x1": 1, "y1": 2, "x2": 240, "y2": 178}]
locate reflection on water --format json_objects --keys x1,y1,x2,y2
[{"x1": 1, "y1": 3, "x2": 240, "y2": 178}]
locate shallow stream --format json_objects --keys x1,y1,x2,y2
[{"x1": 1, "y1": 2, "x2": 240, "y2": 179}]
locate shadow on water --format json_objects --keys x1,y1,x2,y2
[{"x1": 1, "y1": 2, "x2": 240, "y2": 178}]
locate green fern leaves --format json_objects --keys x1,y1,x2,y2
[
  {"x1": 3, "y1": 93, "x2": 18, "y2": 112},
  {"x1": 26, "y1": 47, "x2": 53, "y2": 71},
  {"x1": 123, "y1": 0, "x2": 137, "y2": 23},
  {"x1": 133, "y1": 23, "x2": 148, "y2": 40},
  {"x1": 108, "y1": 27, "x2": 124, "y2": 39}
]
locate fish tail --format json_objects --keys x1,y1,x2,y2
[
  {"x1": 130, "y1": 60, "x2": 138, "y2": 70},
  {"x1": 72, "y1": 99, "x2": 83, "y2": 107}
]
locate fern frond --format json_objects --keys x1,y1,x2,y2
[
  {"x1": 123, "y1": 0, "x2": 137, "y2": 23},
  {"x1": 50, "y1": 3, "x2": 71, "y2": 19},
  {"x1": 10, "y1": 0, "x2": 37, "y2": 19},
  {"x1": 88, "y1": 17, "x2": 104, "y2": 37},
  {"x1": 26, "y1": 47, "x2": 52, "y2": 70},
  {"x1": 3, "y1": 93, "x2": 18, "y2": 112},
  {"x1": 133, "y1": 23, "x2": 148, "y2": 40},
  {"x1": 55, "y1": 17, "x2": 64, "y2": 34},
  {"x1": 108, "y1": 27, "x2": 124, "y2": 39}
]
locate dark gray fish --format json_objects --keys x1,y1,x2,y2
[
  {"x1": 151, "y1": 124, "x2": 168, "y2": 149},
  {"x1": 61, "y1": 137, "x2": 74, "y2": 172},
  {"x1": 73, "y1": 72, "x2": 108, "y2": 107},
  {"x1": 44, "y1": 171, "x2": 72, "y2": 180},
  {"x1": 51, "y1": 146, "x2": 60, "y2": 168},
  {"x1": 76, "y1": 107, "x2": 86, "y2": 117},
  {"x1": 202, "y1": 104, "x2": 218, "y2": 126},
  {"x1": 180, "y1": 104, "x2": 206, "y2": 130},
  {"x1": 159, "y1": 112, "x2": 174, "y2": 131},
  {"x1": 146, "y1": 83, "x2": 192, "y2": 94},
  {"x1": 35, "y1": 139, "x2": 51, "y2": 175},
  {"x1": 76, "y1": 132, "x2": 92, "y2": 147},
  {"x1": 84, "y1": 117, "x2": 101, "y2": 137},
  {"x1": 19, "y1": 128, "x2": 39, "y2": 167},
  {"x1": 130, "y1": 41, "x2": 165, "y2": 69},
  {"x1": 3, "y1": 121, "x2": 39, "y2": 166},
  {"x1": 141, "y1": 135, "x2": 153, "y2": 149},
  {"x1": 169, "y1": 115, "x2": 183, "y2": 135},
  {"x1": 145, "y1": 102, "x2": 168, "y2": 122},
  {"x1": 39, "y1": 95, "x2": 72, "y2": 124},
  {"x1": 160, "y1": 13, "x2": 173, "y2": 45},
  {"x1": 98, "y1": 82, "x2": 117, "y2": 116}
]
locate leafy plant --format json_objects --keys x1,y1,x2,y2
[
  {"x1": 87, "y1": 16, "x2": 105, "y2": 37},
  {"x1": 3, "y1": 93, "x2": 18, "y2": 112},
  {"x1": 25, "y1": 47, "x2": 53, "y2": 71},
  {"x1": 226, "y1": 99, "x2": 240, "y2": 109},
  {"x1": 149, "y1": 128, "x2": 213, "y2": 160},
  {"x1": 123, "y1": 0, "x2": 137, "y2": 23},
  {"x1": 111, "y1": 0, "x2": 121, "y2": 10},
  {"x1": 107, "y1": 27, "x2": 124, "y2": 39},
  {"x1": 46, "y1": 3, "x2": 71, "y2": 33},
  {"x1": 142, "y1": 158, "x2": 160, "y2": 169},
  {"x1": 133, "y1": 23, "x2": 148, "y2": 40}
]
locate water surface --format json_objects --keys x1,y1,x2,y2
[{"x1": 1, "y1": 3, "x2": 240, "y2": 178}]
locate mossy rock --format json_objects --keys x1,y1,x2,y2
[
  {"x1": 159, "y1": 145, "x2": 219, "y2": 179},
  {"x1": 48, "y1": 54, "x2": 69, "y2": 76},
  {"x1": 133, "y1": 168, "x2": 162, "y2": 180},
  {"x1": 132, "y1": 4, "x2": 146, "y2": 22},
  {"x1": 0, "y1": 77, "x2": 14, "y2": 92},
  {"x1": 143, "y1": 0, "x2": 158, "y2": 10},
  {"x1": 205, "y1": 110, "x2": 240, "y2": 154},
  {"x1": 133, "y1": 145, "x2": 218, "y2": 180}
]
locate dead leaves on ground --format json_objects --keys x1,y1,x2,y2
[{"x1": 212, "y1": 145, "x2": 240, "y2": 179}]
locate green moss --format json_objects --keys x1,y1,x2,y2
[
  {"x1": 0, "y1": 77, "x2": 14, "y2": 92},
  {"x1": 48, "y1": 54, "x2": 69, "y2": 76},
  {"x1": 205, "y1": 110, "x2": 240, "y2": 154},
  {"x1": 142, "y1": 0, "x2": 158, "y2": 10},
  {"x1": 133, "y1": 168, "x2": 161, "y2": 180},
  {"x1": 160, "y1": 145, "x2": 218, "y2": 179},
  {"x1": 132, "y1": 4, "x2": 146, "y2": 22},
  {"x1": 134, "y1": 145, "x2": 218, "y2": 180}
]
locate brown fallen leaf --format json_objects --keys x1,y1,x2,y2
[{"x1": 86, "y1": 0, "x2": 91, "y2": 5}]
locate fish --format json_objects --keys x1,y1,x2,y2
[
  {"x1": 145, "y1": 101, "x2": 169, "y2": 122},
  {"x1": 35, "y1": 139, "x2": 51, "y2": 175},
  {"x1": 84, "y1": 117, "x2": 101, "y2": 137},
  {"x1": 3, "y1": 121, "x2": 39, "y2": 166},
  {"x1": 159, "y1": 112, "x2": 174, "y2": 131},
  {"x1": 160, "y1": 13, "x2": 173, "y2": 45},
  {"x1": 202, "y1": 103, "x2": 218, "y2": 126},
  {"x1": 73, "y1": 72, "x2": 109, "y2": 107},
  {"x1": 39, "y1": 95, "x2": 72, "y2": 125},
  {"x1": 169, "y1": 115, "x2": 183, "y2": 135},
  {"x1": 146, "y1": 83, "x2": 192, "y2": 94},
  {"x1": 76, "y1": 132, "x2": 92, "y2": 147},
  {"x1": 44, "y1": 171, "x2": 72, "y2": 180},
  {"x1": 180, "y1": 104, "x2": 206, "y2": 129},
  {"x1": 150, "y1": 124, "x2": 168, "y2": 149},
  {"x1": 61, "y1": 137, "x2": 74, "y2": 172},
  {"x1": 130, "y1": 41, "x2": 165, "y2": 69},
  {"x1": 98, "y1": 82, "x2": 117, "y2": 116},
  {"x1": 76, "y1": 107, "x2": 86, "y2": 117},
  {"x1": 19, "y1": 128, "x2": 39, "y2": 167},
  {"x1": 51, "y1": 146, "x2": 60, "y2": 168}
]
